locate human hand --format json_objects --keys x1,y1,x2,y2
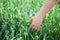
[{"x1": 29, "y1": 15, "x2": 43, "y2": 31}]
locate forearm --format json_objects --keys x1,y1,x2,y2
[{"x1": 37, "y1": 0, "x2": 57, "y2": 18}]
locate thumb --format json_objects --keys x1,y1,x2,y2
[{"x1": 28, "y1": 17, "x2": 33, "y2": 22}]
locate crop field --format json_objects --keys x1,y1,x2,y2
[{"x1": 0, "y1": 0, "x2": 60, "y2": 40}]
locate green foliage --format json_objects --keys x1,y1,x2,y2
[{"x1": 0, "y1": 0, "x2": 60, "y2": 40}]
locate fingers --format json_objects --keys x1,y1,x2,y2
[
  {"x1": 30, "y1": 23, "x2": 39, "y2": 31},
  {"x1": 30, "y1": 24, "x2": 36, "y2": 31},
  {"x1": 28, "y1": 16, "x2": 41, "y2": 31}
]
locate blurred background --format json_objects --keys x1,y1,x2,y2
[{"x1": 0, "y1": 0, "x2": 60, "y2": 40}]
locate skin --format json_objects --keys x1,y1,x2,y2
[{"x1": 29, "y1": 0, "x2": 58, "y2": 31}]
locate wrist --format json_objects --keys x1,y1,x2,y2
[{"x1": 36, "y1": 13, "x2": 45, "y2": 19}]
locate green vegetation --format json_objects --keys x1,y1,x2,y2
[{"x1": 0, "y1": 0, "x2": 60, "y2": 40}]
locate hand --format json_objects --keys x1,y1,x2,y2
[{"x1": 29, "y1": 15, "x2": 43, "y2": 31}]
